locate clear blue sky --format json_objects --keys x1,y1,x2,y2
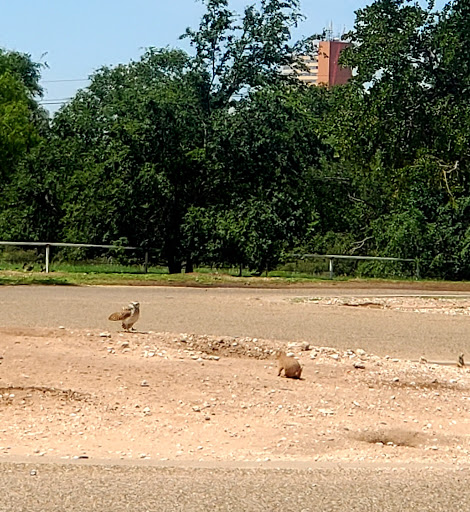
[{"x1": 0, "y1": 0, "x2": 413, "y2": 112}]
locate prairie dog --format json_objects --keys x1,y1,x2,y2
[{"x1": 276, "y1": 350, "x2": 302, "y2": 379}]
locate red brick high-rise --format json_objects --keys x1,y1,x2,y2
[{"x1": 281, "y1": 40, "x2": 352, "y2": 87}]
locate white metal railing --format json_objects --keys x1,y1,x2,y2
[
  {"x1": 288, "y1": 253, "x2": 419, "y2": 279},
  {"x1": 0, "y1": 241, "x2": 420, "y2": 278},
  {"x1": 0, "y1": 241, "x2": 149, "y2": 273}
]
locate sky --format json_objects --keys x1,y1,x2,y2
[{"x1": 0, "y1": 0, "x2": 390, "y2": 112}]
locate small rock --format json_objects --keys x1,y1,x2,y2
[
  {"x1": 100, "y1": 332, "x2": 111, "y2": 338},
  {"x1": 141, "y1": 380, "x2": 149, "y2": 387},
  {"x1": 353, "y1": 362, "x2": 365, "y2": 369}
]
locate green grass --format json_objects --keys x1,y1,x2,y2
[
  {"x1": 1, "y1": 260, "x2": 469, "y2": 289},
  {"x1": 2, "y1": 268, "x2": 468, "y2": 290},
  {"x1": 0, "y1": 266, "x2": 335, "y2": 287}
]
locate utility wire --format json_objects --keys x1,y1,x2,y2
[
  {"x1": 39, "y1": 98, "x2": 73, "y2": 104},
  {"x1": 39, "y1": 76, "x2": 248, "y2": 105},
  {"x1": 42, "y1": 78, "x2": 89, "y2": 83}
]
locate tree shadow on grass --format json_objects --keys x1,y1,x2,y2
[{"x1": 0, "y1": 277, "x2": 77, "y2": 286}]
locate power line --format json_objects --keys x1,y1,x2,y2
[
  {"x1": 39, "y1": 98, "x2": 73, "y2": 104},
  {"x1": 42, "y1": 78, "x2": 89, "y2": 83}
]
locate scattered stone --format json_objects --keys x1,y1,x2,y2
[{"x1": 100, "y1": 332, "x2": 111, "y2": 338}]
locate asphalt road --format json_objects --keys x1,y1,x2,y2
[
  {"x1": 1, "y1": 460, "x2": 470, "y2": 512},
  {"x1": 1, "y1": 284, "x2": 469, "y2": 360}
]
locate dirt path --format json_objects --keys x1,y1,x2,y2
[{"x1": 0, "y1": 284, "x2": 470, "y2": 467}]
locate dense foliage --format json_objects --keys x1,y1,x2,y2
[{"x1": 2, "y1": 0, "x2": 470, "y2": 278}]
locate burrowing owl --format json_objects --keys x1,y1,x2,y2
[{"x1": 108, "y1": 301, "x2": 140, "y2": 331}]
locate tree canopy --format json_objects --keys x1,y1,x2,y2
[{"x1": 2, "y1": 0, "x2": 470, "y2": 278}]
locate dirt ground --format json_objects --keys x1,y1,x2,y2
[{"x1": 1, "y1": 290, "x2": 470, "y2": 466}]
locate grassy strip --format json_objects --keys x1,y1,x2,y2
[
  {"x1": 0, "y1": 269, "x2": 325, "y2": 287},
  {"x1": 1, "y1": 269, "x2": 469, "y2": 291}
]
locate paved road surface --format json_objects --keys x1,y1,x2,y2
[
  {"x1": 1, "y1": 284, "x2": 469, "y2": 359},
  {"x1": 1, "y1": 460, "x2": 470, "y2": 512}
]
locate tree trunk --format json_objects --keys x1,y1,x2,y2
[
  {"x1": 167, "y1": 258, "x2": 182, "y2": 274},
  {"x1": 185, "y1": 259, "x2": 194, "y2": 273}
]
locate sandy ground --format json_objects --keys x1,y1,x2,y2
[{"x1": 1, "y1": 285, "x2": 470, "y2": 467}]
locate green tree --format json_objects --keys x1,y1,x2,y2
[
  {"x1": 183, "y1": 83, "x2": 330, "y2": 272},
  {"x1": 182, "y1": 0, "x2": 309, "y2": 110},
  {"x1": 48, "y1": 48, "x2": 206, "y2": 272},
  {"x1": 39, "y1": 1, "x2": 319, "y2": 273},
  {"x1": 0, "y1": 50, "x2": 47, "y2": 239}
]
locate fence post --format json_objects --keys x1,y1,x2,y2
[
  {"x1": 415, "y1": 259, "x2": 420, "y2": 280},
  {"x1": 328, "y1": 257, "x2": 334, "y2": 279},
  {"x1": 45, "y1": 244, "x2": 50, "y2": 273},
  {"x1": 144, "y1": 251, "x2": 149, "y2": 274}
]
